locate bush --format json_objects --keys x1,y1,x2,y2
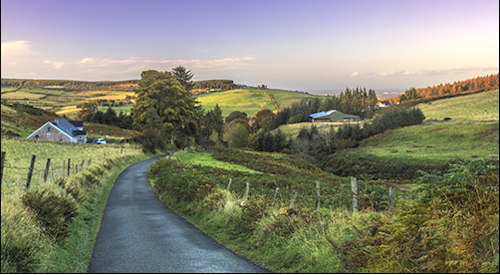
[
  {"x1": 21, "y1": 188, "x2": 79, "y2": 243},
  {"x1": 336, "y1": 138, "x2": 358, "y2": 150}
]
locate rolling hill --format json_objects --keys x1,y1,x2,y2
[{"x1": 194, "y1": 88, "x2": 321, "y2": 117}]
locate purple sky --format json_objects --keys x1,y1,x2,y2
[{"x1": 1, "y1": 0, "x2": 498, "y2": 94}]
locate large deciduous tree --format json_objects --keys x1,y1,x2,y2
[{"x1": 131, "y1": 70, "x2": 197, "y2": 145}]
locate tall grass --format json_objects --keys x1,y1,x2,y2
[{"x1": 1, "y1": 137, "x2": 153, "y2": 273}]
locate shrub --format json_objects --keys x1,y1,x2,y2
[
  {"x1": 21, "y1": 188, "x2": 79, "y2": 243},
  {"x1": 336, "y1": 138, "x2": 358, "y2": 150}
]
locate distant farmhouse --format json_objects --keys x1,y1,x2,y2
[
  {"x1": 377, "y1": 101, "x2": 392, "y2": 108},
  {"x1": 27, "y1": 118, "x2": 88, "y2": 143},
  {"x1": 309, "y1": 110, "x2": 361, "y2": 123}
]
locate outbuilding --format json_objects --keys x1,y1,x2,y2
[{"x1": 309, "y1": 110, "x2": 361, "y2": 122}]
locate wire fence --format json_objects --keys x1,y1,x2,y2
[
  {"x1": 1, "y1": 146, "x2": 140, "y2": 197},
  {"x1": 166, "y1": 153, "x2": 421, "y2": 212}
]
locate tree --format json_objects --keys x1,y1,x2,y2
[
  {"x1": 131, "y1": 70, "x2": 197, "y2": 145},
  {"x1": 229, "y1": 124, "x2": 249, "y2": 148},
  {"x1": 76, "y1": 102, "x2": 98, "y2": 121},
  {"x1": 225, "y1": 111, "x2": 248, "y2": 124},
  {"x1": 172, "y1": 65, "x2": 194, "y2": 91},
  {"x1": 103, "y1": 107, "x2": 118, "y2": 126},
  {"x1": 288, "y1": 102, "x2": 310, "y2": 124},
  {"x1": 254, "y1": 108, "x2": 275, "y2": 131}
]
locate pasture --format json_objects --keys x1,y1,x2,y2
[
  {"x1": 415, "y1": 89, "x2": 499, "y2": 121},
  {"x1": 195, "y1": 89, "x2": 275, "y2": 117},
  {"x1": 270, "y1": 121, "x2": 362, "y2": 139},
  {"x1": 195, "y1": 88, "x2": 321, "y2": 117},
  {"x1": 1, "y1": 137, "x2": 140, "y2": 189}
]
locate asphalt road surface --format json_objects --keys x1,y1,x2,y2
[{"x1": 87, "y1": 156, "x2": 272, "y2": 273}]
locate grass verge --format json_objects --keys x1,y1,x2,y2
[{"x1": 1, "y1": 151, "x2": 157, "y2": 273}]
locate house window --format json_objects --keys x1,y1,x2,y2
[
  {"x1": 35, "y1": 135, "x2": 39, "y2": 140},
  {"x1": 60, "y1": 139, "x2": 63, "y2": 142},
  {"x1": 47, "y1": 126, "x2": 51, "y2": 133}
]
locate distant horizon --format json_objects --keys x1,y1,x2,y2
[{"x1": 2, "y1": 0, "x2": 498, "y2": 91}]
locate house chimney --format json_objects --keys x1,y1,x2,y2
[{"x1": 54, "y1": 119, "x2": 59, "y2": 125}]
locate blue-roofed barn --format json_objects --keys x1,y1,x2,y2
[{"x1": 309, "y1": 110, "x2": 361, "y2": 122}]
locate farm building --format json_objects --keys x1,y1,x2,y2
[
  {"x1": 309, "y1": 110, "x2": 361, "y2": 122},
  {"x1": 377, "y1": 101, "x2": 392, "y2": 108},
  {"x1": 26, "y1": 118, "x2": 88, "y2": 143}
]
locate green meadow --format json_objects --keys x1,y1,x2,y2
[
  {"x1": 271, "y1": 121, "x2": 362, "y2": 139},
  {"x1": 194, "y1": 88, "x2": 321, "y2": 117},
  {"x1": 416, "y1": 89, "x2": 499, "y2": 121}
]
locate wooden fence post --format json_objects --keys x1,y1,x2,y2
[
  {"x1": 121, "y1": 148, "x2": 123, "y2": 154},
  {"x1": 351, "y1": 177, "x2": 358, "y2": 212},
  {"x1": 1, "y1": 151, "x2": 5, "y2": 185},
  {"x1": 290, "y1": 191, "x2": 298, "y2": 208},
  {"x1": 316, "y1": 180, "x2": 321, "y2": 210},
  {"x1": 227, "y1": 178, "x2": 232, "y2": 191},
  {"x1": 81, "y1": 160, "x2": 84, "y2": 172},
  {"x1": 59, "y1": 161, "x2": 62, "y2": 179},
  {"x1": 67, "y1": 159, "x2": 71, "y2": 177},
  {"x1": 388, "y1": 186, "x2": 395, "y2": 211},
  {"x1": 25, "y1": 155, "x2": 36, "y2": 190},
  {"x1": 43, "y1": 158, "x2": 51, "y2": 183},
  {"x1": 272, "y1": 187, "x2": 279, "y2": 207},
  {"x1": 75, "y1": 164, "x2": 78, "y2": 174},
  {"x1": 245, "y1": 182, "x2": 249, "y2": 200}
]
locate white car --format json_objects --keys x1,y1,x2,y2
[{"x1": 94, "y1": 138, "x2": 107, "y2": 145}]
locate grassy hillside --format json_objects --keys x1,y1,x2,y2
[
  {"x1": 1, "y1": 136, "x2": 140, "y2": 187},
  {"x1": 194, "y1": 88, "x2": 320, "y2": 117},
  {"x1": 319, "y1": 90, "x2": 500, "y2": 180},
  {"x1": 270, "y1": 121, "x2": 363, "y2": 139},
  {"x1": 416, "y1": 89, "x2": 499, "y2": 121},
  {"x1": 1, "y1": 88, "x2": 133, "y2": 116}
]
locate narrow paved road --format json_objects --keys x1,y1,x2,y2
[{"x1": 88, "y1": 156, "x2": 272, "y2": 273}]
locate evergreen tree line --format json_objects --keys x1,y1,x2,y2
[
  {"x1": 268, "y1": 87, "x2": 378, "y2": 131},
  {"x1": 1, "y1": 78, "x2": 138, "y2": 91},
  {"x1": 76, "y1": 102, "x2": 133, "y2": 129},
  {"x1": 254, "y1": 107, "x2": 426, "y2": 161},
  {"x1": 191, "y1": 80, "x2": 236, "y2": 94},
  {"x1": 385, "y1": 73, "x2": 499, "y2": 104}
]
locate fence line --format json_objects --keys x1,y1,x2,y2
[{"x1": 1, "y1": 146, "x2": 140, "y2": 195}]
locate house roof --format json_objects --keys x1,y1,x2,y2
[{"x1": 69, "y1": 121, "x2": 84, "y2": 127}]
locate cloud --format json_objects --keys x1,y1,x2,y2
[
  {"x1": 1, "y1": 40, "x2": 33, "y2": 57},
  {"x1": 78, "y1": 57, "x2": 95, "y2": 64},
  {"x1": 350, "y1": 72, "x2": 359, "y2": 77},
  {"x1": 44, "y1": 60, "x2": 65, "y2": 69}
]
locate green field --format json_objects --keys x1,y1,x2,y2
[
  {"x1": 415, "y1": 89, "x2": 499, "y2": 121},
  {"x1": 1, "y1": 137, "x2": 139, "y2": 187},
  {"x1": 355, "y1": 121, "x2": 499, "y2": 164},
  {"x1": 319, "y1": 90, "x2": 500, "y2": 180},
  {"x1": 97, "y1": 104, "x2": 133, "y2": 115},
  {"x1": 0, "y1": 88, "x2": 133, "y2": 114},
  {"x1": 270, "y1": 121, "x2": 362, "y2": 139},
  {"x1": 194, "y1": 88, "x2": 321, "y2": 117}
]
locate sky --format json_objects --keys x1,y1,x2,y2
[{"x1": 1, "y1": 0, "x2": 499, "y2": 96}]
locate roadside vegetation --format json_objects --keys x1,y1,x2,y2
[
  {"x1": 149, "y1": 148, "x2": 499, "y2": 273},
  {"x1": 1, "y1": 138, "x2": 155, "y2": 273}
]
